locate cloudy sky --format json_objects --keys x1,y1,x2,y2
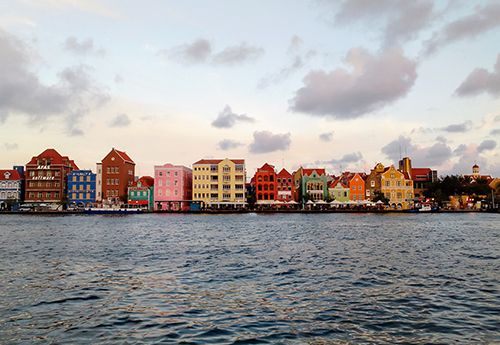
[{"x1": 1, "y1": 0, "x2": 499, "y2": 177}]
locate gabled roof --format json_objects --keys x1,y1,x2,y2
[
  {"x1": 277, "y1": 168, "x2": 292, "y2": 178},
  {"x1": 329, "y1": 178, "x2": 348, "y2": 189},
  {"x1": 303, "y1": 168, "x2": 326, "y2": 176},
  {"x1": 26, "y1": 148, "x2": 77, "y2": 168},
  {"x1": 114, "y1": 149, "x2": 135, "y2": 164},
  {"x1": 257, "y1": 163, "x2": 275, "y2": 172},
  {"x1": 193, "y1": 158, "x2": 245, "y2": 165},
  {"x1": 0, "y1": 170, "x2": 22, "y2": 180},
  {"x1": 133, "y1": 176, "x2": 154, "y2": 188}
]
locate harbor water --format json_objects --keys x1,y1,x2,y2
[{"x1": 0, "y1": 213, "x2": 499, "y2": 344}]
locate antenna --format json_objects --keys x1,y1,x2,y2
[{"x1": 399, "y1": 143, "x2": 402, "y2": 160}]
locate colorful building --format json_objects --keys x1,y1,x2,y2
[
  {"x1": 380, "y1": 165, "x2": 414, "y2": 209},
  {"x1": 365, "y1": 163, "x2": 385, "y2": 201},
  {"x1": 254, "y1": 163, "x2": 277, "y2": 204},
  {"x1": 276, "y1": 168, "x2": 294, "y2": 202},
  {"x1": 67, "y1": 170, "x2": 96, "y2": 208},
  {"x1": 399, "y1": 157, "x2": 437, "y2": 198},
  {"x1": 100, "y1": 148, "x2": 135, "y2": 204},
  {"x1": 0, "y1": 167, "x2": 24, "y2": 210},
  {"x1": 128, "y1": 176, "x2": 154, "y2": 210},
  {"x1": 294, "y1": 167, "x2": 328, "y2": 203},
  {"x1": 192, "y1": 158, "x2": 246, "y2": 208},
  {"x1": 329, "y1": 178, "x2": 350, "y2": 202},
  {"x1": 154, "y1": 163, "x2": 192, "y2": 211},
  {"x1": 347, "y1": 172, "x2": 366, "y2": 201},
  {"x1": 95, "y1": 163, "x2": 103, "y2": 202},
  {"x1": 25, "y1": 149, "x2": 78, "y2": 208}
]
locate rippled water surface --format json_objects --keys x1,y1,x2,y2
[{"x1": 0, "y1": 213, "x2": 499, "y2": 344}]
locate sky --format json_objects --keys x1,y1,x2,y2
[{"x1": 0, "y1": 0, "x2": 499, "y2": 178}]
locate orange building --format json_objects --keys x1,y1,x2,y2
[{"x1": 348, "y1": 173, "x2": 366, "y2": 201}]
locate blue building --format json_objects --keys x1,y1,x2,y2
[{"x1": 67, "y1": 170, "x2": 96, "y2": 208}]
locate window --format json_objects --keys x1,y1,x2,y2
[{"x1": 370, "y1": 181, "x2": 375, "y2": 187}]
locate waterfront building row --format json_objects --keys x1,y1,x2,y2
[{"x1": 1, "y1": 147, "x2": 495, "y2": 211}]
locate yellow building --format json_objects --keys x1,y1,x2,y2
[
  {"x1": 380, "y1": 165, "x2": 414, "y2": 209},
  {"x1": 192, "y1": 158, "x2": 246, "y2": 208}
]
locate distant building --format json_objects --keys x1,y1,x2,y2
[
  {"x1": 365, "y1": 163, "x2": 385, "y2": 201},
  {"x1": 0, "y1": 167, "x2": 24, "y2": 210},
  {"x1": 276, "y1": 168, "x2": 294, "y2": 202},
  {"x1": 100, "y1": 148, "x2": 135, "y2": 204},
  {"x1": 329, "y1": 178, "x2": 350, "y2": 202},
  {"x1": 464, "y1": 164, "x2": 493, "y2": 183},
  {"x1": 67, "y1": 170, "x2": 96, "y2": 207},
  {"x1": 153, "y1": 163, "x2": 192, "y2": 211},
  {"x1": 254, "y1": 163, "x2": 277, "y2": 205},
  {"x1": 25, "y1": 149, "x2": 78, "y2": 208},
  {"x1": 192, "y1": 158, "x2": 246, "y2": 208},
  {"x1": 128, "y1": 176, "x2": 154, "y2": 210},
  {"x1": 399, "y1": 157, "x2": 437, "y2": 197},
  {"x1": 95, "y1": 163, "x2": 103, "y2": 202},
  {"x1": 380, "y1": 165, "x2": 414, "y2": 209},
  {"x1": 293, "y1": 167, "x2": 328, "y2": 203},
  {"x1": 347, "y1": 172, "x2": 366, "y2": 201}
]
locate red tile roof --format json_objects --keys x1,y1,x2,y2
[
  {"x1": 26, "y1": 148, "x2": 77, "y2": 168},
  {"x1": 0, "y1": 170, "x2": 22, "y2": 180},
  {"x1": 134, "y1": 176, "x2": 154, "y2": 188},
  {"x1": 277, "y1": 168, "x2": 292, "y2": 178},
  {"x1": 114, "y1": 149, "x2": 135, "y2": 164},
  {"x1": 329, "y1": 178, "x2": 348, "y2": 189},
  {"x1": 257, "y1": 163, "x2": 275, "y2": 172},
  {"x1": 303, "y1": 168, "x2": 326, "y2": 176}
]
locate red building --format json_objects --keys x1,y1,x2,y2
[
  {"x1": 276, "y1": 168, "x2": 294, "y2": 202},
  {"x1": 101, "y1": 148, "x2": 135, "y2": 204},
  {"x1": 254, "y1": 163, "x2": 277, "y2": 204},
  {"x1": 25, "y1": 149, "x2": 78, "y2": 206}
]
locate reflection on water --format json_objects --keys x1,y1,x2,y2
[{"x1": 0, "y1": 213, "x2": 499, "y2": 344}]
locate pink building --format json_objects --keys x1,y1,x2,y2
[{"x1": 154, "y1": 163, "x2": 192, "y2": 210}]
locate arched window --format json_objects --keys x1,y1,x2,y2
[
  {"x1": 264, "y1": 184, "x2": 268, "y2": 191},
  {"x1": 264, "y1": 176, "x2": 268, "y2": 182}
]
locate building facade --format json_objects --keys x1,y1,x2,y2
[
  {"x1": 0, "y1": 168, "x2": 24, "y2": 210},
  {"x1": 67, "y1": 170, "x2": 96, "y2": 207},
  {"x1": 348, "y1": 173, "x2": 366, "y2": 201},
  {"x1": 399, "y1": 157, "x2": 437, "y2": 198},
  {"x1": 380, "y1": 165, "x2": 414, "y2": 209},
  {"x1": 100, "y1": 148, "x2": 135, "y2": 204},
  {"x1": 128, "y1": 176, "x2": 154, "y2": 210},
  {"x1": 192, "y1": 158, "x2": 246, "y2": 207},
  {"x1": 365, "y1": 163, "x2": 385, "y2": 201},
  {"x1": 95, "y1": 163, "x2": 103, "y2": 202},
  {"x1": 302, "y1": 168, "x2": 328, "y2": 202},
  {"x1": 25, "y1": 149, "x2": 78, "y2": 208},
  {"x1": 276, "y1": 168, "x2": 294, "y2": 202},
  {"x1": 329, "y1": 178, "x2": 350, "y2": 202},
  {"x1": 154, "y1": 163, "x2": 192, "y2": 210},
  {"x1": 254, "y1": 163, "x2": 277, "y2": 204}
]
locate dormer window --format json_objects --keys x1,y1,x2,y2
[{"x1": 4, "y1": 172, "x2": 11, "y2": 179}]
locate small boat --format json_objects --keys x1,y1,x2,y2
[{"x1": 416, "y1": 203, "x2": 438, "y2": 212}]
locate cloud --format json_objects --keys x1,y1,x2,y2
[
  {"x1": 424, "y1": 3, "x2": 500, "y2": 56},
  {"x1": 334, "y1": 0, "x2": 435, "y2": 47},
  {"x1": 491, "y1": 128, "x2": 500, "y2": 136},
  {"x1": 159, "y1": 38, "x2": 212, "y2": 64},
  {"x1": 217, "y1": 139, "x2": 244, "y2": 151},
  {"x1": 211, "y1": 105, "x2": 255, "y2": 128},
  {"x1": 114, "y1": 74, "x2": 123, "y2": 83},
  {"x1": 319, "y1": 132, "x2": 334, "y2": 142},
  {"x1": 109, "y1": 113, "x2": 131, "y2": 127},
  {"x1": 441, "y1": 121, "x2": 472, "y2": 133},
  {"x1": 249, "y1": 131, "x2": 291, "y2": 153},
  {"x1": 435, "y1": 135, "x2": 448, "y2": 143},
  {"x1": 288, "y1": 35, "x2": 303, "y2": 54},
  {"x1": 0, "y1": 29, "x2": 109, "y2": 135},
  {"x1": 451, "y1": 143, "x2": 488, "y2": 175},
  {"x1": 381, "y1": 135, "x2": 452, "y2": 167},
  {"x1": 3, "y1": 143, "x2": 18, "y2": 150},
  {"x1": 477, "y1": 139, "x2": 497, "y2": 153},
  {"x1": 324, "y1": 152, "x2": 363, "y2": 166},
  {"x1": 455, "y1": 54, "x2": 500, "y2": 98},
  {"x1": 290, "y1": 47, "x2": 417, "y2": 119},
  {"x1": 212, "y1": 42, "x2": 264, "y2": 65},
  {"x1": 63, "y1": 36, "x2": 105, "y2": 56},
  {"x1": 159, "y1": 39, "x2": 263, "y2": 66}
]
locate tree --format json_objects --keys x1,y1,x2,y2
[{"x1": 372, "y1": 191, "x2": 389, "y2": 204}]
